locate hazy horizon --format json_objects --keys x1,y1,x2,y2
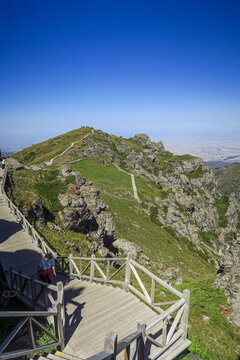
[{"x1": 1, "y1": 1, "x2": 240, "y2": 154}]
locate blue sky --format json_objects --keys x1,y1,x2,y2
[{"x1": 0, "y1": 0, "x2": 240, "y2": 151}]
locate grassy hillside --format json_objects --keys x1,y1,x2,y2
[
  {"x1": 12, "y1": 127, "x2": 91, "y2": 165},
  {"x1": 71, "y1": 159, "x2": 216, "y2": 279},
  {"x1": 6, "y1": 127, "x2": 240, "y2": 359}
]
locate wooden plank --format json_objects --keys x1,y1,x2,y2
[
  {"x1": 166, "y1": 305, "x2": 185, "y2": 344},
  {"x1": 129, "y1": 263, "x2": 151, "y2": 303},
  {"x1": 94, "y1": 262, "x2": 107, "y2": 280},
  {"x1": 146, "y1": 298, "x2": 185, "y2": 333},
  {"x1": 129, "y1": 260, "x2": 184, "y2": 299},
  {"x1": 150, "y1": 329, "x2": 184, "y2": 360},
  {"x1": 163, "y1": 339, "x2": 191, "y2": 360},
  {"x1": 0, "y1": 310, "x2": 57, "y2": 317},
  {"x1": 0, "y1": 342, "x2": 61, "y2": 359}
]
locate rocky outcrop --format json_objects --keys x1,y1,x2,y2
[
  {"x1": 113, "y1": 238, "x2": 142, "y2": 260},
  {"x1": 29, "y1": 199, "x2": 46, "y2": 227},
  {"x1": 214, "y1": 232, "x2": 240, "y2": 326},
  {"x1": 133, "y1": 134, "x2": 165, "y2": 154},
  {"x1": 6, "y1": 158, "x2": 24, "y2": 170},
  {"x1": 58, "y1": 165, "x2": 115, "y2": 247}
]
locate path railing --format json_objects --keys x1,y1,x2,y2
[
  {"x1": 0, "y1": 166, "x2": 65, "y2": 274},
  {"x1": 0, "y1": 308, "x2": 65, "y2": 359},
  {"x1": 7, "y1": 267, "x2": 64, "y2": 313},
  {"x1": 87, "y1": 322, "x2": 145, "y2": 360},
  {"x1": 69, "y1": 254, "x2": 190, "y2": 359},
  {"x1": 0, "y1": 166, "x2": 65, "y2": 359}
]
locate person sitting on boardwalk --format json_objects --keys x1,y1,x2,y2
[{"x1": 38, "y1": 253, "x2": 56, "y2": 284}]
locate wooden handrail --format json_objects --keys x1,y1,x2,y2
[
  {"x1": 0, "y1": 311, "x2": 57, "y2": 317},
  {"x1": 0, "y1": 308, "x2": 64, "y2": 359},
  {"x1": 1, "y1": 167, "x2": 65, "y2": 272}
]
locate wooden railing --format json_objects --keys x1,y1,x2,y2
[
  {"x1": 87, "y1": 322, "x2": 145, "y2": 360},
  {"x1": 0, "y1": 166, "x2": 65, "y2": 359},
  {"x1": 0, "y1": 166, "x2": 65, "y2": 274},
  {"x1": 69, "y1": 254, "x2": 190, "y2": 359},
  {"x1": 0, "y1": 309, "x2": 64, "y2": 359},
  {"x1": 7, "y1": 267, "x2": 64, "y2": 313}
]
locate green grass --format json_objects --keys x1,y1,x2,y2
[
  {"x1": 149, "y1": 206, "x2": 163, "y2": 227},
  {"x1": 33, "y1": 167, "x2": 67, "y2": 214},
  {"x1": 198, "y1": 230, "x2": 218, "y2": 246},
  {"x1": 6, "y1": 169, "x2": 41, "y2": 210},
  {"x1": 185, "y1": 166, "x2": 204, "y2": 179},
  {"x1": 72, "y1": 159, "x2": 133, "y2": 198},
  {"x1": 70, "y1": 158, "x2": 216, "y2": 278},
  {"x1": 12, "y1": 126, "x2": 91, "y2": 165},
  {"x1": 34, "y1": 179, "x2": 67, "y2": 213},
  {"x1": 101, "y1": 193, "x2": 215, "y2": 279},
  {"x1": 38, "y1": 227, "x2": 91, "y2": 256},
  {"x1": 214, "y1": 195, "x2": 229, "y2": 228},
  {"x1": 177, "y1": 277, "x2": 240, "y2": 360}
]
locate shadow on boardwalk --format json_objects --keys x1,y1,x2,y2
[
  {"x1": 64, "y1": 285, "x2": 86, "y2": 344},
  {"x1": 0, "y1": 219, "x2": 23, "y2": 243}
]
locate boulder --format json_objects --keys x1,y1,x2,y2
[
  {"x1": 6, "y1": 158, "x2": 24, "y2": 170},
  {"x1": 113, "y1": 238, "x2": 142, "y2": 259},
  {"x1": 29, "y1": 199, "x2": 46, "y2": 227}
]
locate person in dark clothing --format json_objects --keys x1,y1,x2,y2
[{"x1": 37, "y1": 253, "x2": 56, "y2": 284}]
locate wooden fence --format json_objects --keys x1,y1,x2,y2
[
  {"x1": 69, "y1": 254, "x2": 190, "y2": 360},
  {"x1": 0, "y1": 166, "x2": 65, "y2": 274},
  {"x1": 0, "y1": 308, "x2": 64, "y2": 359},
  {"x1": 0, "y1": 166, "x2": 65, "y2": 359},
  {"x1": 87, "y1": 322, "x2": 145, "y2": 360}
]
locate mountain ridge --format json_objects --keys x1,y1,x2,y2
[{"x1": 6, "y1": 126, "x2": 240, "y2": 359}]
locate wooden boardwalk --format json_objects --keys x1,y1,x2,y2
[
  {"x1": 0, "y1": 192, "x2": 43, "y2": 281},
  {"x1": 0, "y1": 168, "x2": 191, "y2": 360},
  {"x1": 0, "y1": 189, "x2": 157, "y2": 358},
  {"x1": 63, "y1": 279, "x2": 158, "y2": 359}
]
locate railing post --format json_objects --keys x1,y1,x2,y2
[
  {"x1": 151, "y1": 278, "x2": 155, "y2": 305},
  {"x1": 90, "y1": 254, "x2": 95, "y2": 283},
  {"x1": 56, "y1": 302, "x2": 65, "y2": 351},
  {"x1": 69, "y1": 254, "x2": 73, "y2": 279},
  {"x1": 27, "y1": 317, "x2": 36, "y2": 349},
  {"x1": 18, "y1": 271, "x2": 23, "y2": 296},
  {"x1": 182, "y1": 289, "x2": 190, "y2": 340},
  {"x1": 124, "y1": 252, "x2": 131, "y2": 292},
  {"x1": 30, "y1": 275, "x2": 36, "y2": 309},
  {"x1": 106, "y1": 259, "x2": 110, "y2": 283},
  {"x1": 162, "y1": 318, "x2": 167, "y2": 346},
  {"x1": 137, "y1": 321, "x2": 146, "y2": 360},
  {"x1": 104, "y1": 331, "x2": 117, "y2": 360},
  {"x1": 9, "y1": 266, "x2": 13, "y2": 289}
]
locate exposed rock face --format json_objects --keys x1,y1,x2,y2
[
  {"x1": 61, "y1": 132, "x2": 240, "y2": 250},
  {"x1": 6, "y1": 158, "x2": 24, "y2": 170},
  {"x1": 29, "y1": 199, "x2": 46, "y2": 227},
  {"x1": 214, "y1": 232, "x2": 240, "y2": 326},
  {"x1": 133, "y1": 134, "x2": 165, "y2": 153},
  {"x1": 58, "y1": 165, "x2": 115, "y2": 246},
  {"x1": 113, "y1": 238, "x2": 142, "y2": 259}
]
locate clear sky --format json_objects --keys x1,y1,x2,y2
[{"x1": 0, "y1": 0, "x2": 240, "y2": 151}]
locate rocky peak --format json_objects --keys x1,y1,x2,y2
[
  {"x1": 214, "y1": 231, "x2": 240, "y2": 326},
  {"x1": 133, "y1": 133, "x2": 165, "y2": 154}
]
